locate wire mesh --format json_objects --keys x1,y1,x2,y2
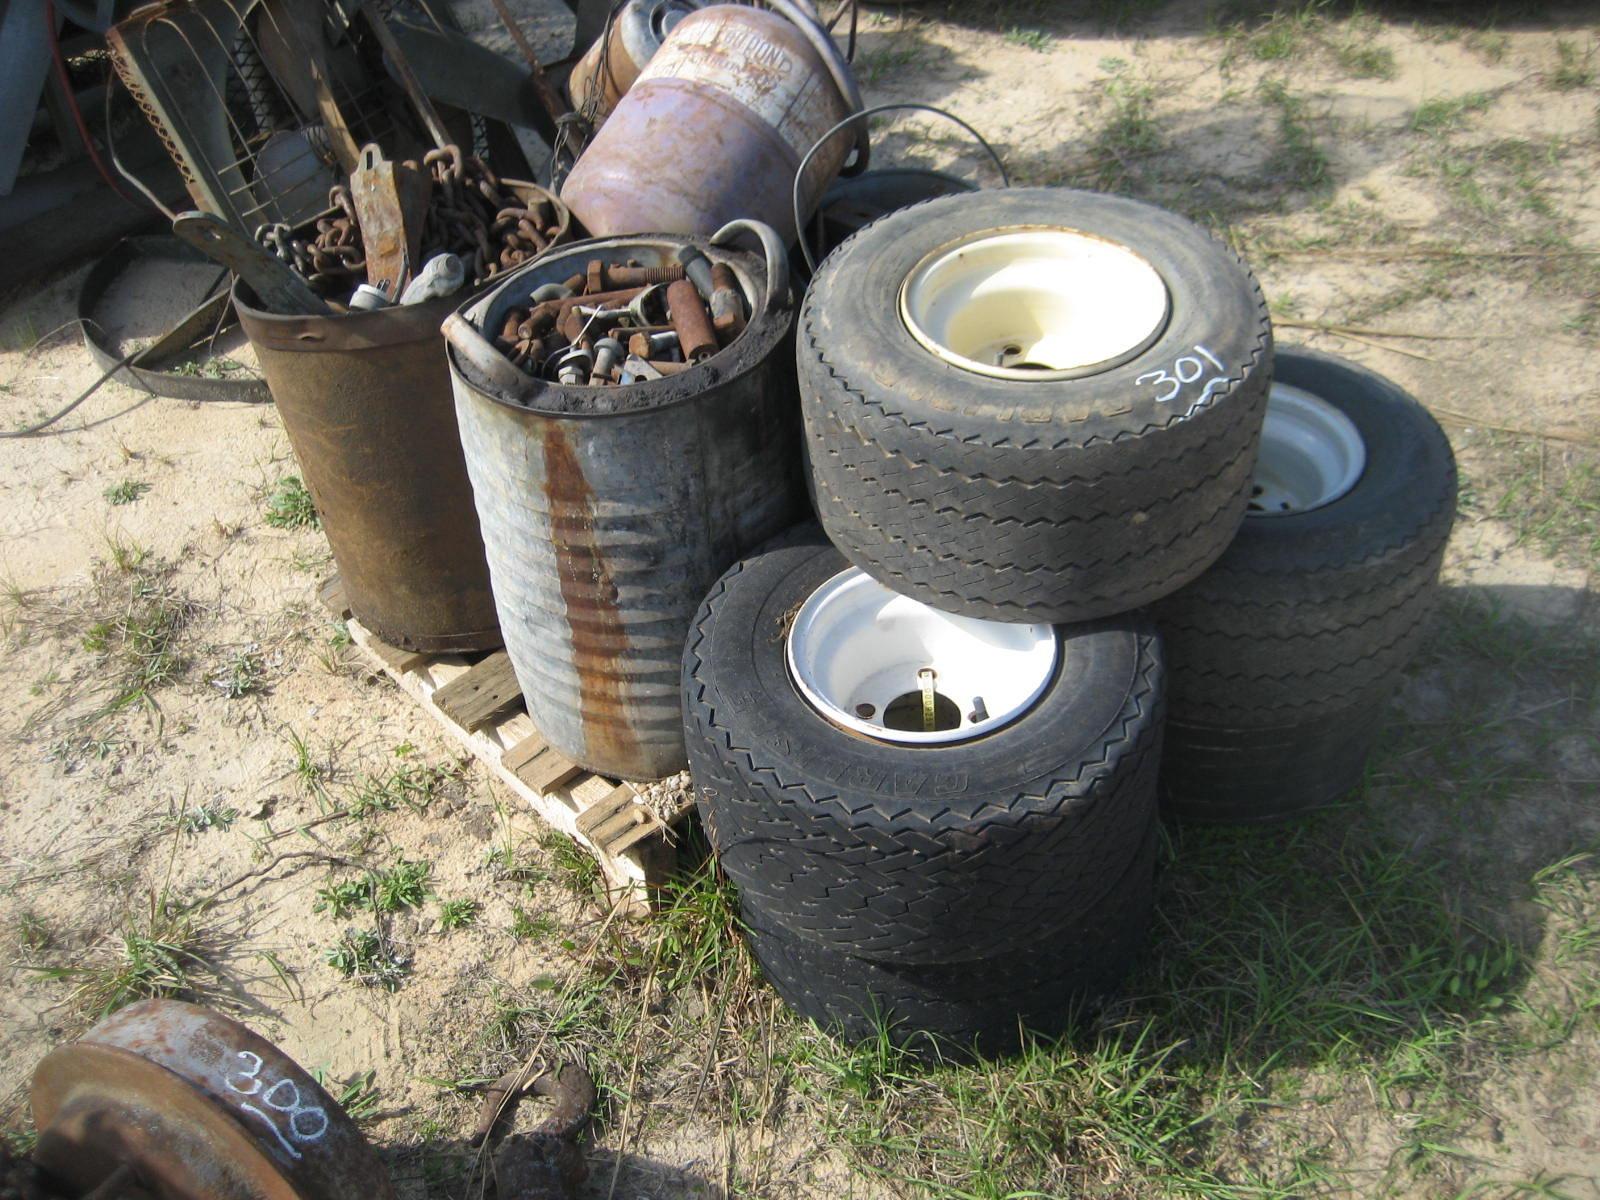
[{"x1": 107, "y1": 0, "x2": 419, "y2": 230}]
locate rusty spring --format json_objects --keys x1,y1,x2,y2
[{"x1": 255, "y1": 144, "x2": 562, "y2": 299}]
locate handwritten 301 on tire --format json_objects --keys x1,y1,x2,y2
[{"x1": 798, "y1": 187, "x2": 1274, "y2": 624}]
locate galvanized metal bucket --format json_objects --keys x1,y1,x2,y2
[
  {"x1": 444, "y1": 228, "x2": 806, "y2": 781},
  {"x1": 236, "y1": 284, "x2": 502, "y2": 653}
]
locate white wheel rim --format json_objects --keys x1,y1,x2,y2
[
  {"x1": 898, "y1": 227, "x2": 1171, "y2": 381},
  {"x1": 1249, "y1": 383, "x2": 1367, "y2": 517},
  {"x1": 786, "y1": 569, "x2": 1059, "y2": 745}
]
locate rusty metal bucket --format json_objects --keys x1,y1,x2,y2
[
  {"x1": 235, "y1": 284, "x2": 501, "y2": 652},
  {"x1": 444, "y1": 227, "x2": 806, "y2": 781}
]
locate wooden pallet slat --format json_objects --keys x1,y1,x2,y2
[
  {"x1": 502, "y1": 732, "x2": 551, "y2": 775},
  {"x1": 319, "y1": 574, "x2": 350, "y2": 617},
  {"x1": 605, "y1": 818, "x2": 667, "y2": 857},
  {"x1": 575, "y1": 784, "x2": 638, "y2": 836},
  {"x1": 361, "y1": 628, "x2": 430, "y2": 674},
  {"x1": 433, "y1": 651, "x2": 523, "y2": 732},
  {"x1": 519, "y1": 748, "x2": 585, "y2": 794},
  {"x1": 329, "y1": 578, "x2": 681, "y2": 914}
]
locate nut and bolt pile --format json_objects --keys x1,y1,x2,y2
[
  {"x1": 255, "y1": 145, "x2": 564, "y2": 302},
  {"x1": 494, "y1": 245, "x2": 749, "y2": 386}
]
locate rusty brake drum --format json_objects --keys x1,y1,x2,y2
[{"x1": 29, "y1": 1000, "x2": 394, "y2": 1200}]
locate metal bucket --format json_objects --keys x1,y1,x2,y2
[
  {"x1": 567, "y1": 0, "x2": 706, "y2": 121},
  {"x1": 443, "y1": 227, "x2": 806, "y2": 781},
  {"x1": 559, "y1": 4, "x2": 867, "y2": 245},
  {"x1": 235, "y1": 284, "x2": 502, "y2": 653}
]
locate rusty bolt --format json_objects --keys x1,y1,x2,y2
[
  {"x1": 592, "y1": 337, "x2": 625, "y2": 383},
  {"x1": 587, "y1": 263, "x2": 687, "y2": 290},
  {"x1": 709, "y1": 263, "x2": 747, "y2": 342},
  {"x1": 628, "y1": 329, "x2": 680, "y2": 360},
  {"x1": 528, "y1": 286, "x2": 646, "y2": 327},
  {"x1": 667, "y1": 280, "x2": 717, "y2": 362},
  {"x1": 501, "y1": 308, "x2": 529, "y2": 342},
  {"x1": 555, "y1": 346, "x2": 593, "y2": 385},
  {"x1": 644, "y1": 358, "x2": 690, "y2": 375},
  {"x1": 673, "y1": 245, "x2": 716, "y2": 300}
]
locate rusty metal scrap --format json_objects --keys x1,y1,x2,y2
[
  {"x1": 256, "y1": 146, "x2": 566, "y2": 302},
  {"x1": 0, "y1": 1142, "x2": 58, "y2": 1200},
  {"x1": 29, "y1": 999, "x2": 396, "y2": 1200},
  {"x1": 489, "y1": 256, "x2": 754, "y2": 384},
  {"x1": 471, "y1": 1061, "x2": 595, "y2": 1200}
]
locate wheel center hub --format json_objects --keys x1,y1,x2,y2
[
  {"x1": 898, "y1": 226, "x2": 1171, "y2": 381},
  {"x1": 786, "y1": 568, "x2": 1058, "y2": 745},
  {"x1": 1249, "y1": 382, "x2": 1367, "y2": 516}
]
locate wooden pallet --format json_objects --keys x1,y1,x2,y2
[{"x1": 319, "y1": 577, "x2": 687, "y2": 913}]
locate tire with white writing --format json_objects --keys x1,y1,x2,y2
[
  {"x1": 1153, "y1": 348, "x2": 1457, "y2": 822},
  {"x1": 800, "y1": 187, "x2": 1272, "y2": 623},
  {"x1": 683, "y1": 526, "x2": 1163, "y2": 965}
]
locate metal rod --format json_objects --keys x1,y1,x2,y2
[
  {"x1": 485, "y1": 0, "x2": 570, "y2": 127},
  {"x1": 359, "y1": 1, "x2": 453, "y2": 151}
]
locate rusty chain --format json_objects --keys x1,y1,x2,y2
[{"x1": 255, "y1": 145, "x2": 563, "y2": 301}]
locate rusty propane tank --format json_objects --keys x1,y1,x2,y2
[
  {"x1": 559, "y1": 3, "x2": 867, "y2": 246},
  {"x1": 567, "y1": 0, "x2": 705, "y2": 121}
]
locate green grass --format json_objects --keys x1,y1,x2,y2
[
  {"x1": 210, "y1": 648, "x2": 263, "y2": 698},
  {"x1": 12, "y1": 911, "x2": 52, "y2": 956},
  {"x1": 347, "y1": 746, "x2": 464, "y2": 817},
  {"x1": 1258, "y1": 78, "x2": 1330, "y2": 192},
  {"x1": 437, "y1": 898, "x2": 480, "y2": 931},
  {"x1": 509, "y1": 906, "x2": 557, "y2": 941},
  {"x1": 286, "y1": 727, "x2": 331, "y2": 800},
  {"x1": 1088, "y1": 65, "x2": 1162, "y2": 189},
  {"x1": 1465, "y1": 436, "x2": 1600, "y2": 571},
  {"x1": 539, "y1": 829, "x2": 602, "y2": 897},
  {"x1": 103, "y1": 479, "x2": 150, "y2": 506},
  {"x1": 36, "y1": 891, "x2": 219, "y2": 1017},
  {"x1": 314, "y1": 1068, "x2": 381, "y2": 1122},
  {"x1": 314, "y1": 860, "x2": 433, "y2": 918},
  {"x1": 854, "y1": 41, "x2": 925, "y2": 87},
  {"x1": 1550, "y1": 39, "x2": 1595, "y2": 91},
  {"x1": 1217, "y1": 1, "x2": 1329, "y2": 68},
  {"x1": 1335, "y1": 42, "x2": 1394, "y2": 80},
  {"x1": 1410, "y1": 91, "x2": 1493, "y2": 134},
  {"x1": 264, "y1": 476, "x2": 320, "y2": 530},
  {"x1": 1003, "y1": 26, "x2": 1052, "y2": 52},
  {"x1": 325, "y1": 928, "x2": 410, "y2": 991},
  {"x1": 72, "y1": 555, "x2": 195, "y2": 715},
  {"x1": 175, "y1": 801, "x2": 237, "y2": 835}
]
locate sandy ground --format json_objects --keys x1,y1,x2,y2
[{"x1": 3, "y1": 1, "x2": 1599, "y2": 1196}]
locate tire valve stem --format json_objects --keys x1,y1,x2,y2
[
  {"x1": 968, "y1": 696, "x2": 988, "y2": 725},
  {"x1": 918, "y1": 667, "x2": 937, "y2": 732}
]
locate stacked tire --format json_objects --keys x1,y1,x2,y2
[
  {"x1": 680, "y1": 188, "x2": 1455, "y2": 1055},
  {"x1": 1153, "y1": 349, "x2": 1457, "y2": 821}
]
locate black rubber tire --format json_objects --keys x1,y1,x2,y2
[
  {"x1": 683, "y1": 525, "x2": 1163, "y2": 965},
  {"x1": 798, "y1": 187, "x2": 1273, "y2": 624},
  {"x1": 1153, "y1": 348, "x2": 1458, "y2": 823},
  {"x1": 743, "y1": 826, "x2": 1157, "y2": 1057}
]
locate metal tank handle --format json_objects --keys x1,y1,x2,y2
[
  {"x1": 791, "y1": 102, "x2": 1012, "y2": 275},
  {"x1": 711, "y1": 219, "x2": 790, "y2": 312},
  {"x1": 442, "y1": 311, "x2": 530, "y2": 393},
  {"x1": 761, "y1": 0, "x2": 870, "y2": 176}
]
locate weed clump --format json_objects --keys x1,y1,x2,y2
[{"x1": 264, "y1": 476, "x2": 320, "y2": 530}]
